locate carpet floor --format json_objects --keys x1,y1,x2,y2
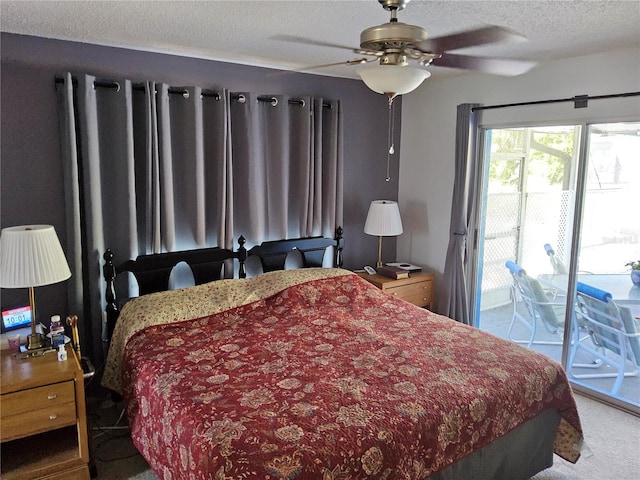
[{"x1": 87, "y1": 393, "x2": 639, "y2": 479}]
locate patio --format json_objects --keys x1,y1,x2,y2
[{"x1": 478, "y1": 302, "x2": 640, "y2": 407}]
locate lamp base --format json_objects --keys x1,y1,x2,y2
[{"x1": 27, "y1": 333, "x2": 44, "y2": 350}]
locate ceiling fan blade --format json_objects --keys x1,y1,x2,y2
[
  {"x1": 415, "y1": 25, "x2": 526, "y2": 53},
  {"x1": 269, "y1": 58, "x2": 375, "y2": 77},
  {"x1": 431, "y1": 53, "x2": 536, "y2": 76},
  {"x1": 272, "y1": 34, "x2": 357, "y2": 52}
]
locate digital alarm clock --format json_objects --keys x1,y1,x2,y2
[{"x1": 1, "y1": 305, "x2": 32, "y2": 332}]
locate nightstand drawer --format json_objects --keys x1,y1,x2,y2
[
  {"x1": 1, "y1": 381, "x2": 75, "y2": 417},
  {"x1": 1, "y1": 381, "x2": 76, "y2": 441},
  {"x1": 387, "y1": 281, "x2": 432, "y2": 307},
  {"x1": 356, "y1": 271, "x2": 435, "y2": 309},
  {"x1": 1, "y1": 400, "x2": 77, "y2": 441}
]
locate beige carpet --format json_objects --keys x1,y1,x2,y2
[
  {"x1": 89, "y1": 394, "x2": 639, "y2": 479},
  {"x1": 531, "y1": 394, "x2": 640, "y2": 480}
]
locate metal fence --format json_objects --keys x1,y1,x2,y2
[{"x1": 479, "y1": 189, "x2": 638, "y2": 310}]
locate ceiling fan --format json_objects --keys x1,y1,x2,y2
[{"x1": 278, "y1": 0, "x2": 536, "y2": 99}]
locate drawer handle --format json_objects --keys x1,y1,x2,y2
[
  {"x1": 47, "y1": 394, "x2": 57, "y2": 400},
  {"x1": 49, "y1": 414, "x2": 58, "y2": 421}
]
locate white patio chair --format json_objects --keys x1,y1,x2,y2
[
  {"x1": 568, "y1": 282, "x2": 640, "y2": 395},
  {"x1": 505, "y1": 261, "x2": 565, "y2": 348},
  {"x1": 544, "y1": 243, "x2": 568, "y2": 275},
  {"x1": 543, "y1": 243, "x2": 592, "y2": 276}
]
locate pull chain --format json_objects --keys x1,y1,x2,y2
[{"x1": 386, "y1": 96, "x2": 395, "y2": 182}]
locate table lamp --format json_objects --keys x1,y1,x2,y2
[
  {"x1": 364, "y1": 200, "x2": 403, "y2": 268},
  {"x1": 0, "y1": 225, "x2": 71, "y2": 350}
]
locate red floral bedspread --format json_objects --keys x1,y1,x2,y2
[{"x1": 121, "y1": 271, "x2": 582, "y2": 479}]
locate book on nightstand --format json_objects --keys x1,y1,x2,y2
[
  {"x1": 385, "y1": 262, "x2": 422, "y2": 273},
  {"x1": 377, "y1": 265, "x2": 410, "y2": 279}
]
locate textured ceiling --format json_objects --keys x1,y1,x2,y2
[{"x1": 1, "y1": 0, "x2": 639, "y2": 79}]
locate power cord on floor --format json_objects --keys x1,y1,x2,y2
[
  {"x1": 87, "y1": 394, "x2": 138, "y2": 464},
  {"x1": 91, "y1": 405, "x2": 128, "y2": 433},
  {"x1": 91, "y1": 430, "x2": 141, "y2": 463}
]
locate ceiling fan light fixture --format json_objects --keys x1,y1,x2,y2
[{"x1": 356, "y1": 64, "x2": 430, "y2": 97}]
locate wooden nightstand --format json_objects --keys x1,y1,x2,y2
[
  {"x1": 357, "y1": 271, "x2": 435, "y2": 309},
  {"x1": 1, "y1": 345, "x2": 90, "y2": 479}
]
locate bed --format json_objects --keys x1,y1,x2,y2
[{"x1": 101, "y1": 234, "x2": 582, "y2": 480}]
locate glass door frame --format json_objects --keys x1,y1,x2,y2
[
  {"x1": 565, "y1": 123, "x2": 639, "y2": 415},
  {"x1": 470, "y1": 119, "x2": 640, "y2": 415}
]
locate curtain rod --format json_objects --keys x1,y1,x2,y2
[
  {"x1": 231, "y1": 93, "x2": 332, "y2": 109},
  {"x1": 54, "y1": 76, "x2": 217, "y2": 98},
  {"x1": 230, "y1": 93, "x2": 314, "y2": 108},
  {"x1": 472, "y1": 91, "x2": 640, "y2": 112},
  {"x1": 54, "y1": 76, "x2": 332, "y2": 108}
]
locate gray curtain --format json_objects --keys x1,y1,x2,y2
[
  {"x1": 316, "y1": 98, "x2": 344, "y2": 239},
  {"x1": 230, "y1": 94, "x2": 343, "y2": 244},
  {"x1": 438, "y1": 103, "x2": 480, "y2": 324},
  {"x1": 152, "y1": 84, "x2": 232, "y2": 251},
  {"x1": 57, "y1": 75, "x2": 230, "y2": 362},
  {"x1": 57, "y1": 74, "x2": 343, "y2": 363}
]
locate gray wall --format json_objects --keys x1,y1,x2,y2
[{"x1": 0, "y1": 33, "x2": 402, "y2": 323}]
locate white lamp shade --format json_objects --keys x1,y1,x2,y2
[
  {"x1": 364, "y1": 200, "x2": 403, "y2": 236},
  {"x1": 356, "y1": 64, "x2": 431, "y2": 96},
  {"x1": 0, "y1": 225, "x2": 71, "y2": 288}
]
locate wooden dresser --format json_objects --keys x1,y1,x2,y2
[
  {"x1": 356, "y1": 271, "x2": 435, "y2": 309},
  {"x1": 1, "y1": 345, "x2": 90, "y2": 480}
]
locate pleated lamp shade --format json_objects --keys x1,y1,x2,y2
[
  {"x1": 0, "y1": 225, "x2": 71, "y2": 288},
  {"x1": 364, "y1": 200, "x2": 403, "y2": 237}
]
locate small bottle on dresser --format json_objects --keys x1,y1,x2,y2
[{"x1": 57, "y1": 344, "x2": 67, "y2": 362}]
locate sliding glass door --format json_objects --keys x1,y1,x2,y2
[
  {"x1": 475, "y1": 121, "x2": 639, "y2": 411},
  {"x1": 569, "y1": 122, "x2": 640, "y2": 407},
  {"x1": 474, "y1": 124, "x2": 580, "y2": 364}
]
